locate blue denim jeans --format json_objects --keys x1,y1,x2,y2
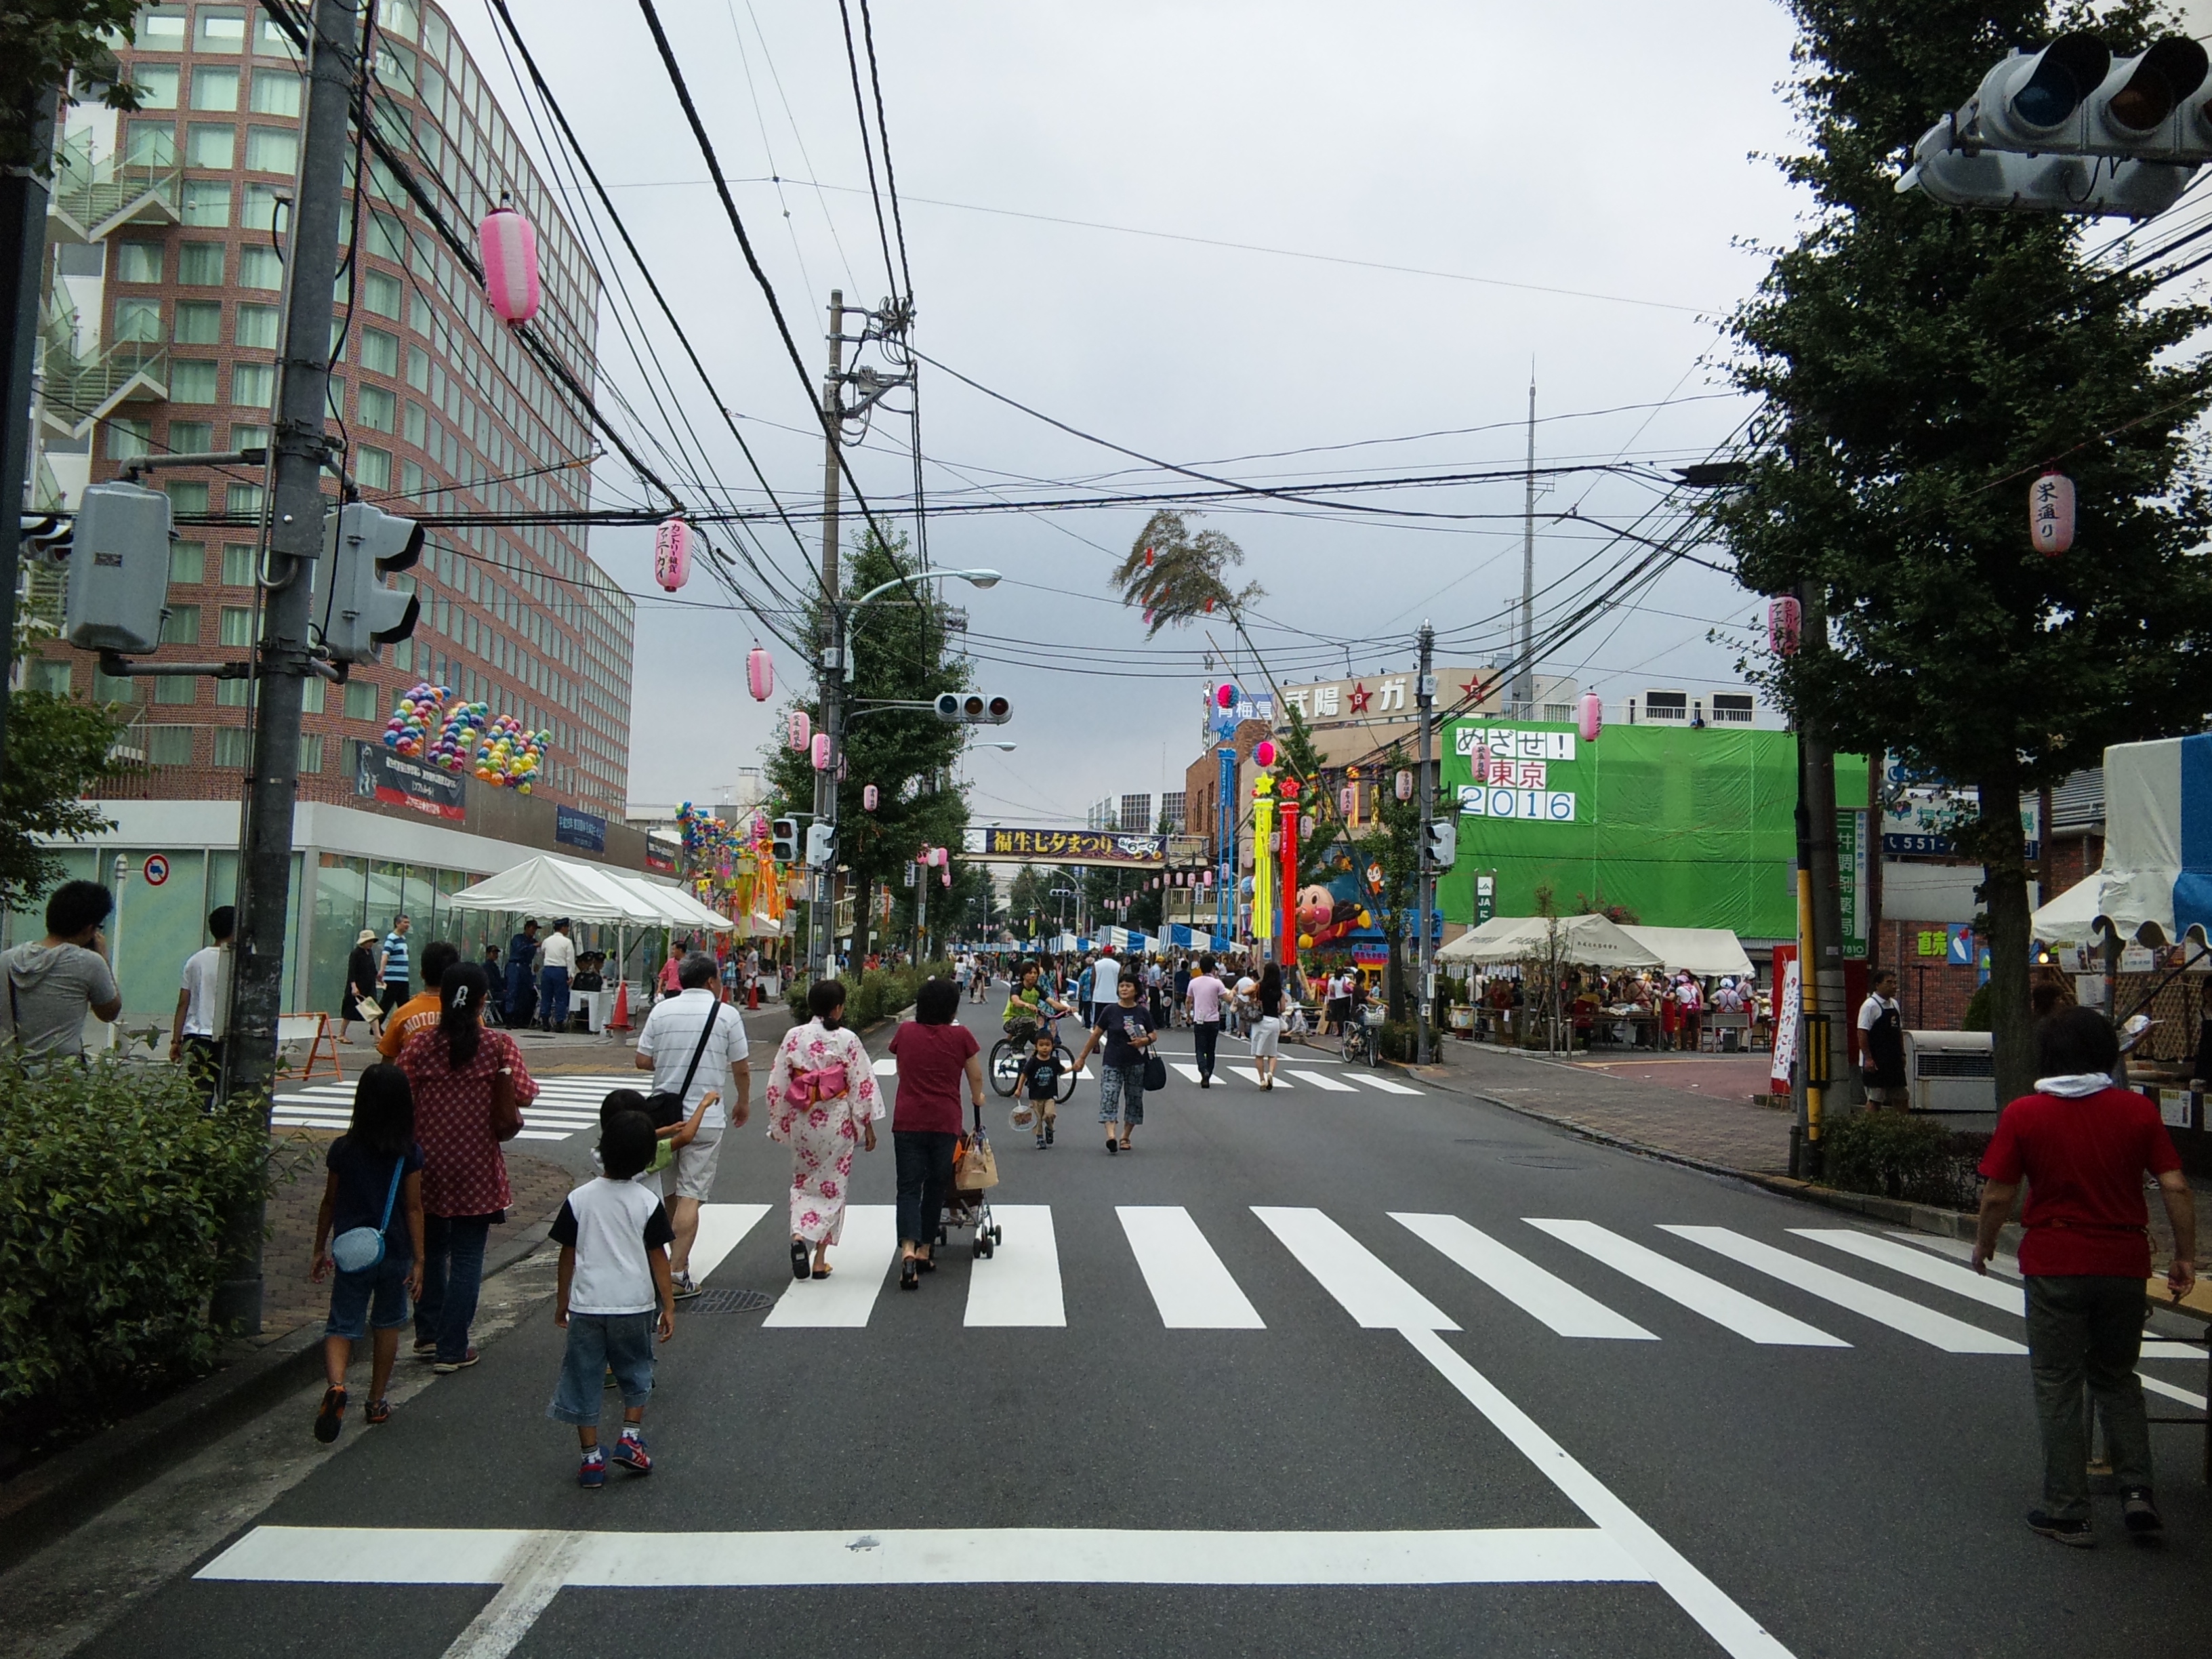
[
  {"x1": 415, "y1": 1212, "x2": 493, "y2": 1361},
  {"x1": 539, "y1": 965, "x2": 571, "y2": 1029},
  {"x1": 547, "y1": 1310, "x2": 657, "y2": 1425}
]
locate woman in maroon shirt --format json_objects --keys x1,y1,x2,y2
[
  {"x1": 887, "y1": 976, "x2": 985, "y2": 1290},
  {"x1": 398, "y1": 962, "x2": 538, "y2": 1371}
]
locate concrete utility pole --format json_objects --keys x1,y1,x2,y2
[
  {"x1": 1515, "y1": 375, "x2": 1536, "y2": 712},
  {"x1": 1793, "y1": 579, "x2": 1849, "y2": 1179},
  {"x1": 212, "y1": 0, "x2": 360, "y2": 1332},
  {"x1": 1415, "y1": 621, "x2": 1436, "y2": 1065},
  {"x1": 0, "y1": 86, "x2": 58, "y2": 775},
  {"x1": 811, "y1": 291, "x2": 844, "y2": 977}
]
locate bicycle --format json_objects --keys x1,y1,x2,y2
[
  {"x1": 989, "y1": 1006, "x2": 1080, "y2": 1103},
  {"x1": 1341, "y1": 1002, "x2": 1384, "y2": 1067}
]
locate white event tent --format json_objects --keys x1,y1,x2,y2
[
  {"x1": 445, "y1": 855, "x2": 731, "y2": 933},
  {"x1": 1435, "y1": 913, "x2": 1660, "y2": 968}
]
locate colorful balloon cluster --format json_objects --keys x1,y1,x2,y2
[
  {"x1": 474, "y1": 714, "x2": 548, "y2": 793},
  {"x1": 383, "y1": 682, "x2": 451, "y2": 761},
  {"x1": 431, "y1": 700, "x2": 491, "y2": 773}
]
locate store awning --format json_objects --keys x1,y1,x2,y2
[
  {"x1": 445, "y1": 855, "x2": 733, "y2": 931},
  {"x1": 2031, "y1": 734, "x2": 2212, "y2": 947},
  {"x1": 1618, "y1": 925, "x2": 1754, "y2": 979},
  {"x1": 1435, "y1": 913, "x2": 1660, "y2": 967}
]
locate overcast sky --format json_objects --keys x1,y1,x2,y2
[{"x1": 453, "y1": 0, "x2": 1808, "y2": 821}]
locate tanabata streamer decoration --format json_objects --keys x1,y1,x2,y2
[
  {"x1": 1250, "y1": 775, "x2": 1276, "y2": 947},
  {"x1": 1578, "y1": 692, "x2": 1603, "y2": 743},
  {"x1": 2030, "y1": 471, "x2": 2075, "y2": 556},
  {"x1": 677, "y1": 804, "x2": 787, "y2": 928},
  {"x1": 478, "y1": 201, "x2": 539, "y2": 324},
  {"x1": 383, "y1": 681, "x2": 449, "y2": 760},
  {"x1": 747, "y1": 645, "x2": 773, "y2": 702},
  {"x1": 654, "y1": 516, "x2": 693, "y2": 592},
  {"x1": 474, "y1": 714, "x2": 549, "y2": 792}
]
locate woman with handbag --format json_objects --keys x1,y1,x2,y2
[
  {"x1": 1075, "y1": 972, "x2": 1158, "y2": 1154},
  {"x1": 765, "y1": 979, "x2": 883, "y2": 1282},
  {"x1": 1249, "y1": 962, "x2": 1285, "y2": 1090},
  {"x1": 337, "y1": 928, "x2": 382, "y2": 1044},
  {"x1": 888, "y1": 976, "x2": 986, "y2": 1290},
  {"x1": 398, "y1": 962, "x2": 537, "y2": 1373}
]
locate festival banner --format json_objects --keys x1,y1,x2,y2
[{"x1": 963, "y1": 826, "x2": 1166, "y2": 866}]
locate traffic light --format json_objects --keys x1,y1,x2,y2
[
  {"x1": 771, "y1": 817, "x2": 798, "y2": 863},
  {"x1": 314, "y1": 503, "x2": 423, "y2": 663},
  {"x1": 1425, "y1": 819, "x2": 1457, "y2": 870},
  {"x1": 933, "y1": 691, "x2": 1012, "y2": 724},
  {"x1": 1902, "y1": 33, "x2": 2212, "y2": 218},
  {"x1": 805, "y1": 822, "x2": 836, "y2": 869},
  {"x1": 62, "y1": 480, "x2": 173, "y2": 655}
]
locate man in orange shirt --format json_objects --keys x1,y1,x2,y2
[{"x1": 377, "y1": 941, "x2": 461, "y2": 1060}]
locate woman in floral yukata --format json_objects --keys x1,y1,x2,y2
[{"x1": 766, "y1": 979, "x2": 884, "y2": 1281}]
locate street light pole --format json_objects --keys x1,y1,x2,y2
[
  {"x1": 811, "y1": 291, "x2": 844, "y2": 979},
  {"x1": 1416, "y1": 621, "x2": 1436, "y2": 1065}
]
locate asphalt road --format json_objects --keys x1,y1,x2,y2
[{"x1": 45, "y1": 995, "x2": 2212, "y2": 1658}]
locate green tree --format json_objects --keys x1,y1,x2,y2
[
  {"x1": 1006, "y1": 862, "x2": 1050, "y2": 939},
  {"x1": 2, "y1": 2, "x2": 141, "y2": 171},
  {"x1": 1360, "y1": 740, "x2": 1423, "y2": 1021},
  {"x1": 763, "y1": 533, "x2": 971, "y2": 965},
  {"x1": 3, "y1": 626, "x2": 120, "y2": 910},
  {"x1": 1715, "y1": 0, "x2": 2212, "y2": 1103}
]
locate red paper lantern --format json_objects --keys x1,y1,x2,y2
[
  {"x1": 2030, "y1": 470, "x2": 2075, "y2": 556},
  {"x1": 746, "y1": 645, "x2": 773, "y2": 702},
  {"x1": 1767, "y1": 594, "x2": 1802, "y2": 658},
  {"x1": 1577, "y1": 692, "x2": 1603, "y2": 743}
]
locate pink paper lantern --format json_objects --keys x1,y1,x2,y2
[
  {"x1": 654, "y1": 516, "x2": 693, "y2": 592},
  {"x1": 746, "y1": 645, "x2": 773, "y2": 702},
  {"x1": 862, "y1": 784, "x2": 879, "y2": 811},
  {"x1": 787, "y1": 710, "x2": 810, "y2": 751},
  {"x1": 1394, "y1": 769, "x2": 1412, "y2": 802},
  {"x1": 811, "y1": 733, "x2": 832, "y2": 771},
  {"x1": 1577, "y1": 691, "x2": 1603, "y2": 743},
  {"x1": 1473, "y1": 741, "x2": 1493, "y2": 783},
  {"x1": 941, "y1": 860, "x2": 952, "y2": 888},
  {"x1": 1253, "y1": 738, "x2": 1277, "y2": 767},
  {"x1": 477, "y1": 203, "x2": 540, "y2": 324},
  {"x1": 1338, "y1": 785, "x2": 1354, "y2": 816},
  {"x1": 2030, "y1": 470, "x2": 2075, "y2": 556},
  {"x1": 1767, "y1": 594, "x2": 1802, "y2": 658}
]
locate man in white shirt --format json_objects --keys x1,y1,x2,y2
[
  {"x1": 1858, "y1": 966, "x2": 1907, "y2": 1108},
  {"x1": 1090, "y1": 949, "x2": 1121, "y2": 1028},
  {"x1": 538, "y1": 918, "x2": 578, "y2": 1033},
  {"x1": 634, "y1": 951, "x2": 751, "y2": 1298},
  {"x1": 169, "y1": 904, "x2": 234, "y2": 1102}
]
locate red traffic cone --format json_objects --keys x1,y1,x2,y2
[
  {"x1": 607, "y1": 977, "x2": 632, "y2": 1033},
  {"x1": 747, "y1": 979, "x2": 760, "y2": 1010}
]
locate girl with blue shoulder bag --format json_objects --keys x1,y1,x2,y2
[{"x1": 310, "y1": 1063, "x2": 426, "y2": 1443}]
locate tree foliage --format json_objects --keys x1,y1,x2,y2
[
  {"x1": 1, "y1": 1, "x2": 142, "y2": 171},
  {"x1": 3, "y1": 620, "x2": 121, "y2": 912},
  {"x1": 1360, "y1": 740, "x2": 1424, "y2": 1020},
  {"x1": 1112, "y1": 510, "x2": 1265, "y2": 637},
  {"x1": 1715, "y1": 0, "x2": 2212, "y2": 1100}
]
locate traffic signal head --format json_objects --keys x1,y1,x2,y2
[
  {"x1": 1970, "y1": 33, "x2": 2110, "y2": 149},
  {"x1": 63, "y1": 480, "x2": 173, "y2": 654},
  {"x1": 805, "y1": 822, "x2": 837, "y2": 869},
  {"x1": 1426, "y1": 819, "x2": 1457, "y2": 870},
  {"x1": 314, "y1": 504, "x2": 423, "y2": 663},
  {"x1": 771, "y1": 817, "x2": 798, "y2": 862},
  {"x1": 934, "y1": 691, "x2": 1012, "y2": 725},
  {"x1": 2083, "y1": 37, "x2": 2209, "y2": 152}
]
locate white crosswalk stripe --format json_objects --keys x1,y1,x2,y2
[
  {"x1": 689, "y1": 1203, "x2": 771, "y2": 1284},
  {"x1": 1225, "y1": 1065, "x2": 1289, "y2": 1088},
  {"x1": 1119, "y1": 1206, "x2": 1266, "y2": 1328},
  {"x1": 1288, "y1": 1069, "x2": 1356, "y2": 1092},
  {"x1": 272, "y1": 1073, "x2": 655, "y2": 1141},
  {"x1": 1254, "y1": 1207, "x2": 1458, "y2": 1330},
  {"x1": 1393, "y1": 1214, "x2": 1656, "y2": 1340},
  {"x1": 1170, "y1": 1063, "x2": 1204, "y2": 1083},
  {"x1": 1343, "y1": 1072, "x2": 1421, "y2": 1095},
  {"x1": 1525, "y1": 1219, "x2": 1848, "y2": 1347},
  {"x1": 966, "y1": 1204, "x2": 1065, "y2": 1327},
  {"x1": 762, "y1": 1206, "x2": 900, "y2": 1328},
  {"x1": 1792, "y1": 1229, "x2": 2024, "y2": 1314}
]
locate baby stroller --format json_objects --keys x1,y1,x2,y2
[{"x1": 940, "y1": 1094, "x2": 1002, "y2": 1260}]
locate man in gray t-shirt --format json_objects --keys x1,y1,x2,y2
[{"x1": 3, "y1": 879, "x2": 123, "y2": 1060}]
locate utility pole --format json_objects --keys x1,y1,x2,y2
[
  {"x1": 0, "y1": 87, "x2": 58, "y2": 773},
  {"x1": 1515, "y1": 375, "x2": 1536, "y2": 712},
  {"x1": 211, "y1": 0, "x2": 359, "y2": 1332},
  {"x1": 811, "y1": 290, "x2": 844, "y2": 978},
  {"x1": 1415, "y1": 621, "x2": 1436, "y2": 1065},
  {"x1": 1792, "y1": 579, "x2": 1848, "y2": 1180}
]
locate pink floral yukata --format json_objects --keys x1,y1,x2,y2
[{"x1": 766, "y1": 1018, "x2": 884, "y2": 1244}]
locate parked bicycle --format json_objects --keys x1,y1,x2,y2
[
  {"x1": 989, "y1": 1007, "x2": 1080, "y2": 1102},
  {"x1": 1342, "y1": 1002, "x2": 1385, "y2": 1067}
]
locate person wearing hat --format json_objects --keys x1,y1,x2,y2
[
  {"x1": 539, "y1": 918, "x2": 577, "y2": 1033},
  {"x1": 339, "y1": 927, "x2": 382, "y2": 1044},
  {"x1": 504, "y1": 919, "x2": 540, "y2": 1027}
]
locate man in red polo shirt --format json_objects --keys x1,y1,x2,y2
[{"x1": 1974, "y1": 1006, "x2": 2196, "y2": 1546}]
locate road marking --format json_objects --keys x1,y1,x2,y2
[
  {"x1": 1252, "y1": 1207, "x2": 1458, "y2": 1330},
  {"x1": 1391, "y1": 1214, "x2": 1657, "y2": 1340},
  {"x1": 873, "y1": 1057, "x2": 897, "y2": 1076},
  {"x1": 1169, "y1": 1062, "x2": 1204, "y2": 1082},
  {"x1": 1343, "y1": 1072, "x2": 1421, "y2": 1095},
  {"x1": 438, "y1": 1528, "x2": 588, "y2": 1659},
  {"x1": 2141, "y1": 1373, "x2": 2208, "y2": 1408},
  {"x1": 1791, "y1": 1229, "x2": 2024, "y2": 1315},
  {"x1": 1287, "y1": 1069, "x2": 1356, "y2": 1091},
  {"x1": 197, "y1": 1522, "x2": 1649, "y2": 1589},
  {"x1": 1525, "y1": 1220, "x2": 1847, "y2": 1347},
  {"x1": 1664, "y1": 1227, "x2": 2024, "y2": 1355},
  {"x1": 689, "y1": 1202, "x2": 771, "y2": 1284},
  {"x1": 965, "y1": 1204, "x2": 1065, "y2": 1327},
  {"x1": 1401, "y1": 1329, "x2": 1796, "y2": 1659},
  {"x1": 1118, "y1": 1206, "x2": 1266, "y2": 1328},
  {"x1": 1225, "y1": 1065, "x2": 1290, "y2": 1088},
  {"x1": 761, "y1": 1206, "x2": 899, "y2": 1328}
]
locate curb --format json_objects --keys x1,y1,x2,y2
[{"x1": 0, "y1": 1208, "x2": 558, "y2": 1576}]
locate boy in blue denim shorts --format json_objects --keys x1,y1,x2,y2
[
  {"x1": 310, "y1": 1063, "x2": 425, "y2": 1443},
  {"x1": 549, "y1": 1111, "x2": 676, "y2": 1486}
]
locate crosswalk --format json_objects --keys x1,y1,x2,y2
[
  {"x1": 672, "y1": 1200, "x2": 2208, "y2": 1401},
  {"x1": 270, "y1": 1069, "x2": 638, "y2": 1141}
]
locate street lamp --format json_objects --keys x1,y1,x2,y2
[{"x1": 843, "y1": 569, "x2": 1002, "y2": 682}]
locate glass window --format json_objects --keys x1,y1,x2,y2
[
  {"x1": 216, "y1": 677, "x2": 250, "y2": 706},
  {"x1": 180, "y1": 180, "x2": 230, "y2": 226},
  {"x1": 215, "y1": 728, "x2": 251, "y2": 768},
  {"x1": 161, "y1": 605, "x2": 201, "y2": 645},
  {"x1": 114, "y1": 296, "x2": 161, "y2": 341},
  {"x1": 185, "y1": 123, "x2": 234, "y2": 168},
  {"x1": 123, "y1": 121, "x2": 176, "y2": 166},
  {"x1": 359, "y1": 386, "x2": 395, "y2": 432},
  {"x1": 114, "y1": 241, "x2": 163, "y2": 283},
  {"x1": 179, "y1": 242, "x2": 226, "y2": 285},
  {"x1": 363, "y1": 270, "x2": 401, "y2": 319},
  {"x1": 356, "y1": 446, "x2": 392, "y2": 490},
  {"x1": 105, "y1": 418, "x2": 151, "y2": 459},
  {"x1": 405, "y1": 344, "x2": 430, "y2": 391},
  {"x1": 190, "y1": 66, "x2": 240, "y2": 112},
  {"x1": 136, "y1": 5, "x2": 187, "y2": 48},
  {"x1": 255, "y1": 16, "x2": 298, "y2": 58},
  {"x1": 226, "y1": 481, "x2": 262, "y2": 516},
  {"x1": 134, "y1": 64, "x2": 180, "y2": 109},
  {"x1": 168, "y1": 359, "x2": 218, "y2": 403},
  {"x1": 165, "y1": 478, "x2": 209, "y2": 514},
  {"x1": 220, "y1": 607, "x2": 253, "y2": 647},
  {"x1": 424, "y1": 8, "x2": 447, "y2": 59},
  {"x1": 344, "y1": 679, "x2": 379, "y2": 721},
  {"x1": 237, "y1": 245, "x2": 281, "y2": 289},
  {"x1": 325, "y1": 374, "x2": 346, "y2": 415},
  {"x1": 242, "y1": 183, "x2": 284, "y2": 230},
  {"x1": 222, "y1": 544, "x2": 255, "y2": 586},
  {"x1": 403, "y1": 401, "x2": 425, "y2": 445},
  {"x1": 400, "y1": 459, "x2": 424, "y2": 495},
  {"x1": 299, "y1": 676, "x2": 323, "y2": 714},
  {"x1": 27, "y1": 658, "x2": 71, "y2": 696},
  {"x1": 249, "y1": 70, "x2": 301, "y2": 117},
  {"x1": 148, "y1": 726, "x2": 196, "y2": 766},
  {"x1": 244, "y1": 125, "x2": 296, "y2": 174},
  {"x1": 231, "y1": 361, "x2": 274, "y2": 407},
  {"x1": 232, "y1": 304, "x2": 278, "y2": 349},
  {"x1": 167, "y1": 421, "x2": 211, "y2": 455},
  {"x1": 169, "y1": 541, "x2": 206, "y2": 583},
  {"x1": 197, "y1": 7, "x2": 246, "y2": 52},
  {"x1": 154, "y1": 674, "x2": 196, "y2": 705},
  {"x1": 299, "y1": 733, "x2": 324, "y2": 773},
  {"x1": 359, "y1": 327, "x2": 398, "y2": 376},
  {"x1": 230, "y1": 422, "x2": 268, "y2": 451},
  {"x1": 327, "y1": 319, "x2": 346, "y2": 362},
  {"x1": 172, "y1": 300, "x2": 220, "y2": 344},
  {"x1": 384, "y1": 0, "x2": 419, "y2": 41}
]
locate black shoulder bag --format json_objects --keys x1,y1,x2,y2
[{"x1": 644, "y1": 1002, "x2": 722, "y2": 1129}]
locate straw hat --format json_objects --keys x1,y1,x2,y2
[{"x1": 356, "y1": 928, "x2": 377, "y2": 945}]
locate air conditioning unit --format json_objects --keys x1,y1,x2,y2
[{"x1": 1905, "y1": 1030, "x2": 1995, "y2": 1113}]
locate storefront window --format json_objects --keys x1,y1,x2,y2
[{"x1": 310, "y1": 853, "x2": 366, "y2": 1020}]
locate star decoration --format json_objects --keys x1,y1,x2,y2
[
  {"x1": 1347, "y1": 682, "x2": 1372, "y2": 714},
  {"x1": 1460, "y1": 675, "x2": 1486, "y2": 703}
]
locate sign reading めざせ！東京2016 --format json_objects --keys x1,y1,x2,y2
[{"x1": 1437, "y1": 720, "x2": 1863, "y2": 941}]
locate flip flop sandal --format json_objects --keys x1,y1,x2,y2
[{"x1": 790, "y1": 1240, "x2": 811, "y2": 1281}]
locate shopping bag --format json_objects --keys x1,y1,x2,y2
[{"x1": 955, "y1": 1132, "x2": 1000, "y2": 1191}]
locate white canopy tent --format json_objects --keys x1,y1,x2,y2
[
  {"x1": 1618, "y1": 926, "x2": 1755, "y2": 979},
  {"x1": 445, "y1": 855, "x2": 731, "y2": 930},
  {"x1": 1435, "y1": 913, "x2": 1660, "y2": 968},
  {"x1": 2030, "y1": 735, "x2": 2212, "y2": 949}
]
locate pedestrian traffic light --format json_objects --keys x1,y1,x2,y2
[
  {"x1": 62, "y1": 480, "x2": 173, "y2": 655},
  {"x1": 313, "y1": 503, "x2": 423, "y2": 663},
  {"x1": 1425, "y1": 819, "x2": 1457, "y2": 870},
  {"x1": 933, "y1": 691, "x2": 1012, "y2": 724},
  {"x1": 805, "y1": 823, "x2": 836, "y2": 869},
  {"x1": 1901, "y1": 32, "x2": 2212, "y2": 218},
  {"x1": 771, "y1": 817, "x2": 798, "y2": 863}
]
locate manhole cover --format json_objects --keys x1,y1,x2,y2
[{"x1": 684, "y1": 1288, "x2": 777, "y2": 1314}]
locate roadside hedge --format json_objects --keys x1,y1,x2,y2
[
  {"x1": 0, "y1": 1057, "x2": 272, "y2": 1433},
  {"x1": 1820, "y1": 1110, "x2": 1989, "y2": 1210},
  {"x1": 785, "y1": 960, "x2": 955, "y2": 1031}
]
